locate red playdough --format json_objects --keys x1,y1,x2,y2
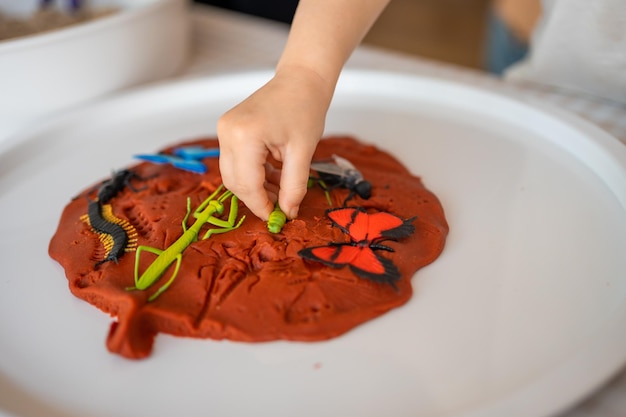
[{"x1": 49, "y1": 136, "x2": 448, "y2": 359}]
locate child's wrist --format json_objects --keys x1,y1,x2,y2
[{"x1": 274, "y1": 63, "x2": 336, "y2": 105}]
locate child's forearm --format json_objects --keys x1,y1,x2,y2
[{"x1": 277, "y1": 0, "x2": 391, "y2": 91}]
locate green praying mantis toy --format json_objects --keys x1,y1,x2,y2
[{"x1": 130, "y1": 184, "x2": 245, "y2": 301}]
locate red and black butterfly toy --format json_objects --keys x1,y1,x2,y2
[{"x1": 298, "y1": 207, "x2": 416, "y2": 288}]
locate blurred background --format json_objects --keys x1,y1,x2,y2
[
  {"x1": 195, "y1": 0, "x2": 525, "y2": 72},
  {"x1": 0, "y1": 0, "x2": 531, "y2": 74},
  {"x1": 364, "y1": 0, "x2": 490, "y2": 69}
]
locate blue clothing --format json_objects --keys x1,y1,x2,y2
[{"x1": 484, "y1": 10, "x2": 529, "y2": 75}]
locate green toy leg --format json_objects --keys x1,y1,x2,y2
[{"x1": 130, "y1": 184, "x2": 246, "y2": 301}]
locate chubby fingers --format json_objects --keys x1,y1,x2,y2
[{"x1": 218, "y1": 138, "x2": 275, "y2": 221}]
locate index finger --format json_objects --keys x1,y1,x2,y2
[{"x1": 219, "y1": 144, "x2": 274, "y2": 221}]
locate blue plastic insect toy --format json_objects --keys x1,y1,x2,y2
[{"x1": 134, "y1": 146, "x2": 220, "y2": 174}]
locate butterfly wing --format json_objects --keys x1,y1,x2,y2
[
  {"x1": 299, "y1": 207, "x2": 414, "y2": 288},
  {"x1": 298, "y1": 244, "x2": 401, "y2": 288},
  {"x1": 298, "y1": 245, "x2": 357, "y2": 268},
  {"x1": 367, "y1": 212, "x2": 416, "y2": 240},
  {"x1": 325, "y1": 207, "x2": 367, "y2": 240},
  {"x1": 326, "y1": 207, "x2": 415, "y2": 242},
  {"x1": 345, "y1": 246, "x2": 401, "y2": 287}
]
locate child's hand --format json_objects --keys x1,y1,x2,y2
[
  {"x1": 217, "y1": 66, "x2": 334, "y2": 221},
  {"x1": 218, "y1": 0, "x2": 390, "y2": 220}
]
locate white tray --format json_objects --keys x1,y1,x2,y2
[{"x1": 1, "y1": 70, "x2": 625, "y2": 417}]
